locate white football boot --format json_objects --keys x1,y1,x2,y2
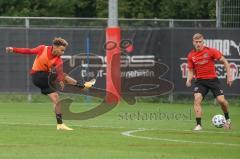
[
  {"x1": 193, "y1": 124, "x2": 202, "y2": 131},
  {"x1": 223, "y1": 119, "x2": 231, "y2": 130},
  {"x1": 57, "y1": 123, "x2": 73, "y2": 131}
]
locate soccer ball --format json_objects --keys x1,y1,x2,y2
[{"x1": 212, "y1": 114, "x2": 226, "y2": 128}]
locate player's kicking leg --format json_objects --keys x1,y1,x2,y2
[
  {"x1": 216, "y1": 95, "x2": 231, "y2": 129},
  {"x1": 64, "y1": 75, "x2": 96, "y2": 89}
]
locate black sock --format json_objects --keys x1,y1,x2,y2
[
  {"x1": 224, "y1": 112, "x2": 230, "y2": 120},
  {"x1": 196, "y1": 117, "x2": 201, "y2": 126},
  {"x1": 56, "y1": 113, "x2": 63, "y2": 124}
]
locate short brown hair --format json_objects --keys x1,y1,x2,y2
[
  {"x1": 52, "y1": 37, "x2": 68, "y2": 47},
  {"x1": 193, "y1": 33, "x2": 204, "y2": 40}
]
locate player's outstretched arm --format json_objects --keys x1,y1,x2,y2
[
  {"x1": 219, "y1": 56, "x2": 233, "y2": 86},
  {"x1": 6, "y1": 46, "x2": 40, "y2": 55},
  {"x1": 6, "y1": 47, "x2": 13, "y2": 53},
  {"x1": 186, "y1": 68, "x2": 194, "y2": 87}
]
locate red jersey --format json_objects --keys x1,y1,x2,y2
[
  {"x1": 13, "y1": 45, "x2": 64, "y2": 81},
  {"x1": 187, "y1": 47, "x2": 222, "y2": 79}
]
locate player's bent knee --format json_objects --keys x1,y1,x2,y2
[
  {"x1": 48, "y1": 92, "x2": 59, "y2": 104},
  {"x1": 194, "y1": 95, "x2": 202, "y2": 103},
  {"x1": 217, "y1": 99, "x2": 227, "y2": 106},
  {"x1": 216, "y1": 95, "x2": 227, "y2": 105}
]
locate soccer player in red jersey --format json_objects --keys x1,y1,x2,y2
[
  {"x1": 6, "y1": 37, "x2": 95, "y2": 130},
  {"x1": 186, "y1": 33, "x2": 233, "y2": 131}
]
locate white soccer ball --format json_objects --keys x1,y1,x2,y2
[{"x1": 212, "y1": 114, "x2": 226, "y2": 128}]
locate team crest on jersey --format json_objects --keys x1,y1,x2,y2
[
  {"x1": 192, "y1": 56, "x2": 196, "y2": 62},
  {"x1": 194, "y1": 87, "x2": 199, "y2": 91},
  {"x1": 203, "y1": 53, "x2": 209, "y2": 58},
  {"x1": 220, "y1": 89, "x2": 224, "y2": 94}
]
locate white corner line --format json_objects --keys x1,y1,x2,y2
[{"x1": 121, "y1": 128, "x2": 240, "y2": 147}]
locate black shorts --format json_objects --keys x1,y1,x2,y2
[
  {"x1": 193, "y1": 78, "x2": 224, "y2": 98},
  {"x1": 32, "y1": 71, "x2": 56, "y2": 95}
]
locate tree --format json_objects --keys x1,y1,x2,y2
[
  {"x1": 0, "y1": 0, "x2": 97, "y2": 17},
  {"x1": 0, "y1": 0, "x2": 216, "y2": 19},
  {"x1": 159, "y1": 0, "x2": 215, "y2": 19}
]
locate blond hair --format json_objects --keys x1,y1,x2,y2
[
  {"x1": 52, "y1": 37, "x2": 68, "y2": 47},
  {"x1": 193, "y1": 33, "x2": 204, "y2": 40}
]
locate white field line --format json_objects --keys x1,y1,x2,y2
[
  {"x1": 0, "y1": 121, "x2": 239, "y2": 134},
  {"x1": 1, "y1": 121, "x2": 240, "y2": 146},
  {"x1": 121, "y1": 129, "x2": 240, "y2": 147},
  {"x1": 0, "y1": 121, "x2": 126, "y2": 129}
]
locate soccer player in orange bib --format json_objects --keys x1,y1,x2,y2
[
  {"x1": 186, "y1": 33, "x2": 233, "y2": 131},
  {"x1": 6, "y1": 37, "x2": 95, "y2": 130}
]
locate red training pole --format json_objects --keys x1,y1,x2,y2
[{"x1": 106, "y1": 27, "x2": 121, "y2": 103}]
